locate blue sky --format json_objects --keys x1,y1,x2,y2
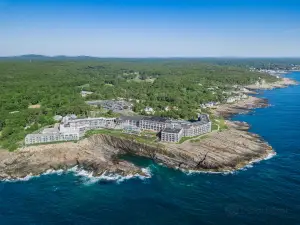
[{"x1": 1, "y1": 0, "x2": 300, "y2": 57}]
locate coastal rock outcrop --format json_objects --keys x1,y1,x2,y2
[
  {"x1": 0, "y1": 90, "x2": 283, "y2": 180},
  {"x1": 214, "y1": 96, "x2": 269, "y2": 119},
  {"x1": 90, "y1": 121, "x2": 273, "y2": 172},
  {"x1": 246, "y1": 77, "x2": 298, "y2": 90},
  {"x1": 0, "y1": 120, "x2": 273, "y2": 179},
  {"x1": 0, "y1": 139, "x2": 142, "y2": 180},
  {"x1": 155, "y1": 121, "x2": 273, "y2": 171}
]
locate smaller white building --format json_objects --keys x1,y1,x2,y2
[
  {"x1": 200, "y1": 102, "x2": 218, "y2": 109},
  {"x1": 241, "y1": 94, "x2": 248, "y2": 99},
  {"x1": 144, "y1": 107, "x2": 155, "y2": 115},
  {"x1": 81, "y1": 91, "x2": 93, "y2": 98},
  {"x1": 53, "y1": 115, "x2": 63, "y2": 122},
  {"x1": 25, "y1": 116, "x2": 117, "y2": 145},
  {"x1": 227, "y1": 97, "x2": 236, "y2": 103}
]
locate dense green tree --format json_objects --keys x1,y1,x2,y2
[{"x1": 0, "y1": 59, "x2": 285, "y2": 150}]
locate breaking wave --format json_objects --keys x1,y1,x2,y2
[
  {"x1": 2, "y1": 166, "x2": 152, "y2": 184},
  {"x1": 68, "y1": 166, "x2": 152, "y2": 185},
  {"x1": 1, "y1": 151, "x2": 276, "y2": 183},
  {"x1": 2, "y1": 169, "x2": 65, "y2": 183}
]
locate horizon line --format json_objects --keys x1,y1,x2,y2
[{"x1": 1, "y1": 54, "x2": 300, "y2": 59}]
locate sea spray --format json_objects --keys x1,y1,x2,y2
[
  {"x1": 241, "y1": 151, "x2": 277, "y2": 170},
  {"x1": 2, "y1": 166, "x2": 152, "y2": 184},
  {"x1": 68, "y1": 166, "x2": 152, "y2": 185},
  {"x1": 2, "y1": 169, "x2": 65, "y2": 182},
  {"x1": 0, "y1": 151, "x2": 276, "y2": 183}
]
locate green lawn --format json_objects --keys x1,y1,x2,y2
[
  {"x1": 85, "y1": 129, "x2": 161, "y2": 147},
  {"x1": 190, "y1": 135, "x2": 209, "y2": 143},
  {"x1": 212, "y1": 123, "x2": 219, "y2": 131},
  {"x1": 178, "y1": 133, "x2": 209, "y2": 144},
  {"x1": 25, "y1": 140, "x2": 78, "y2": 147},
  {"x1": 211, "y1": 116, "x2": 228, "y2": 132},
  {"x1": 219, "y1": 119, "x2": 228, "y2": 131}
]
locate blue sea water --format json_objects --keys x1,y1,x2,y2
[{"x1": 1, "y1": 73, "x2": 300, "y2": 225}]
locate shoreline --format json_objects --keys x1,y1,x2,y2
[
  {"x1": 0, "y1": 77, "x2": 297, "y2": 181},
  {"x1": 3, "y1": 165, "x2": 152, "y2": 183},
  {"x1": 245, "y1": 77, "x2": 298, "y2": 90},
  {"x1": 184, "y1": 151, "x2": 277, "y2": 175}
]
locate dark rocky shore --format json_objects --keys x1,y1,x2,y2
[
  {"x1": 0, "y1": 120, "x2": 273, "y2": 180},
  {"x1": 213, "y1": 96, "x2": 269, "y2": 119}
]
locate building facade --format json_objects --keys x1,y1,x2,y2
[
  {"x1": 116, "y1": 116, "x2": 143, "y2": 128},
  {"x1": 25, "y1": 114, "x2": 211, "y2": 145},
  {"x1": 161, "y1": 128, "x2": 184, "y2": 143},
  {"x1": 25, "y1": 131, "x2": 80, "y2": 145},
  {"x1": 182, "y1": 122, "x2": 211, "y2": 137},
  {"x1": 139, "y1": 117, "x2": 169, "y2": 131},
  {"x1": 25, "y1": 116, "x2": 117, "y2": 145}
]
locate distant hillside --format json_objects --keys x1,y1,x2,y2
[
  {"x1": 0, "y1": 55, "x2": 100, "y2": 61},
  {"x1": 1, "y1": 55, "x2": 299, "y2": 67}
]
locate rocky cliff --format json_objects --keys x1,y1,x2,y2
[
  {"x1": 0, "y1": 120, "x2": 274, "y2": 180},
  {"x1": 94, "y1": 121, "x2": 273, "y2": 172},
  {"x1": 0, "y1": 139, "x2": 142, "y2": 180}
]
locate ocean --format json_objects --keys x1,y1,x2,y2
[{"x1": 1, "y1": 72, "x2": 300, "y2": 225}]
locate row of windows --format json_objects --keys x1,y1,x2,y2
[
  {"x1": 26, "y1": 134, "x2": 79, "y2": 144},
  {"x1": 71, "y1": 121, "x2": 115, "y2": 128},
  {"x1": 161, "y1": 137, "x2": 180, "y2": 142},
  {"x1": 141, "y1": 124, "x2": 167, "y2": 131},
  {"x1": 161, "y1": 133, "x2": 182, "y2": 142}
]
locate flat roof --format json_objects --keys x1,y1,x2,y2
[
  {"x1": 68, "y1": 117, "x2": 116, "y2": 122},
  {"x1": 26, "y1": 131, "x2": 79, "y2": 138},
  {"x1": 162, "y1": 128, "x2": 183, "y2": 134},
  {"x1": 142, "y1": 116, "x2": 169, "y2": 122},
  {"x1": 119, "y1": 115, "x2": 145, "y2": 121},
  {"x1": 42, "y1": 128, "x2": 59, "y2": 134}
]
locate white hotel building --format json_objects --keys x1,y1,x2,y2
[
  {"x1": 25, "y1": 114, "x2": 211, "y2": 145},
  {"x1": 25, "y1": 116, "x2": 116, "y2": 145}
]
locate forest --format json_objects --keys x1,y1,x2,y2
[{"x1": 0, "y1": 58, "x2": 281, "y2": 150}]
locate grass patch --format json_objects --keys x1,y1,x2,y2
[
  {"x1": 219, "y1": 119, "x2": 228, "y2": 131},
  {"x1": 178, "y1": 136, "x2": 193, "y2": 144},
  {"x1": 85, "y1": 129, "x2": 161, "y2": 147},
  {"x1": 85, "y1": 129, "x2": 124, "y2": 137},
  {"x1": 212, "y1": 123, "x2": 219, "y2": 131},
  {"x1": 141, "y1": 130, "x2": 157, "y2": 137},
  {"x1": 190, "y1": 135, "x2": 209, "y2": 143},
  {"x1": 25, "y1": 140, "x2": 78, "y2": 147},
  {"x1": 178, "y1": 133, "x2": 208, "y2": 144},
  {"x1": 211, "y1": 116, "x2": 228, "y2": 132},
  {"x1": 88, "y1": 110, "x2": 120, "y2": 118}
]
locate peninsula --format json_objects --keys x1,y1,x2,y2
[
  {"x1": 0, "y1": 58, "x2": 298, "y2": 179},
  {"x1": 0, "y1": 97, "x2": 274, "y2": 179}
]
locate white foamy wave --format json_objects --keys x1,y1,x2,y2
[
  {"x1": 3, "y1": 169, "x2": 67, "y2": 182},
  {"x1": 67, "y1": 166, "x2": 152, "y2": 185},
  {"x1": 246, "y1": 151, "x2": 277, "y2": 167},
  {"x1": 263, "y1": 151, "x2": 277, "y2": 161},
  {"x1": 2, "y1": 166, "x2": 152, "y2": 184},
  {"x1": 43, "y1": 169, "x2": 64, "y2": 176},
  {"x1": 3, "y1": 173, "x2": 36, "y2": 182},
  {"x1": 184, "y1": 169, "x2": 236, "y2": 176}
]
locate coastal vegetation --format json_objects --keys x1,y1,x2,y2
[{"x1": 0, "y1": 59, "x2": 279, "y2": 150}]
